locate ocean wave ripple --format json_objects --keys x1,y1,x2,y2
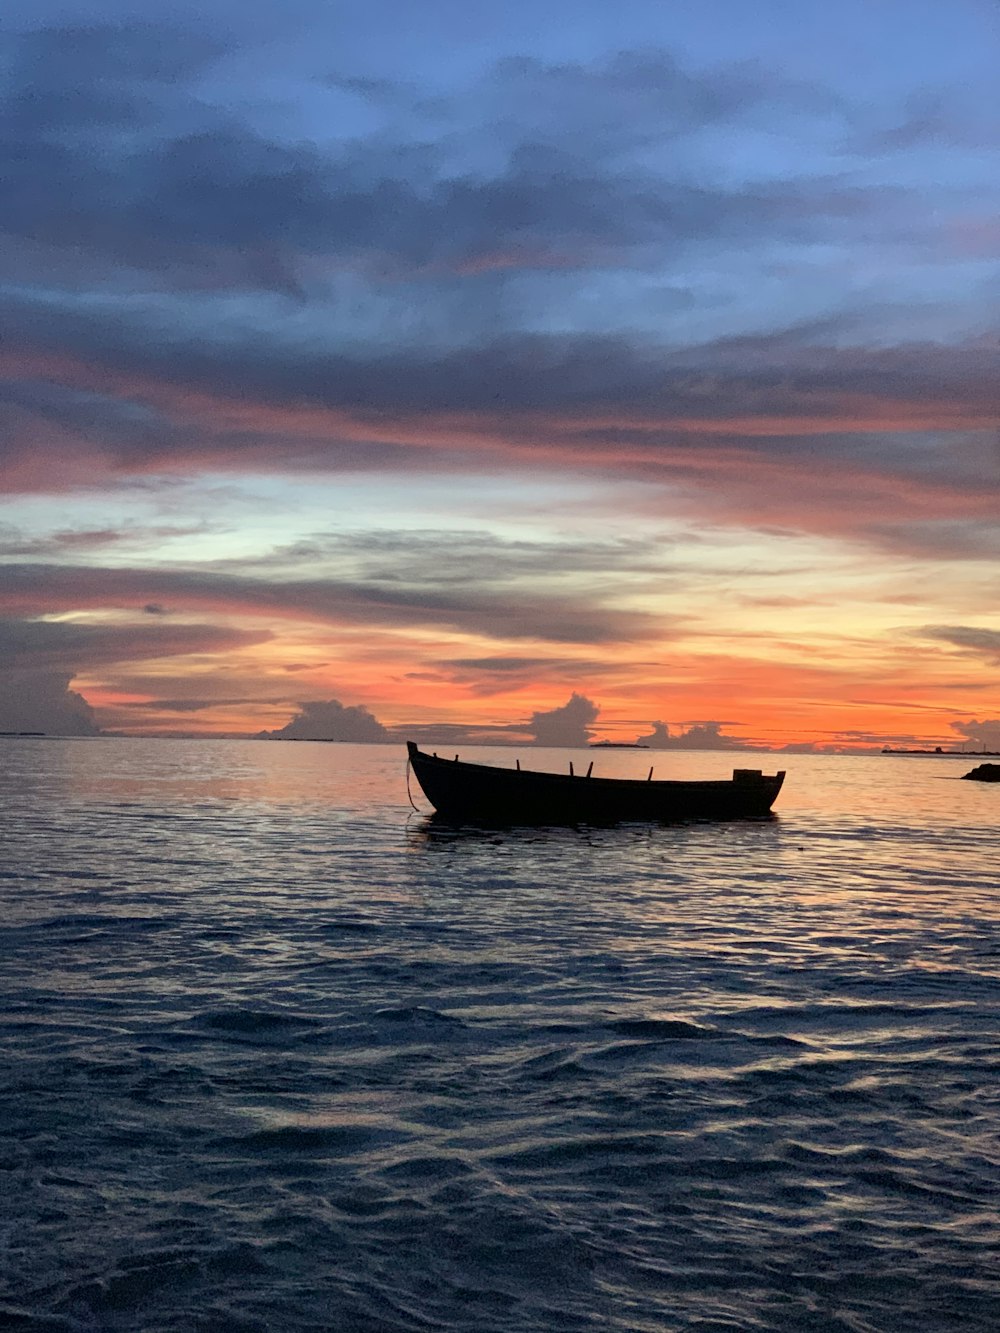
[{"x1": 1, "y1": 744, "x2": 999, "y2": 1332}]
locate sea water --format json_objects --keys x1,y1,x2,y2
[{"x1": 1, "y1": 738, "x2": 997, "y2": 1332}]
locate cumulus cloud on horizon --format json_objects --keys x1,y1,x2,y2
[
  {"x1": 951, "y1": 718, "x2": 1000, "y2": 751},
  {"x1": 259, "y1": 698, "x2": 390, "y2": 742},
  {"x1": 529, "y1": 692, "x2": 600, "y2": 746},
  {"x1": 634, "y1": 719, "x2": 748, "y2": 749},
  {"x1": 0, "y1": 671, "x2": 101, "y2": 737}
]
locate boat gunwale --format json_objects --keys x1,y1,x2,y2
[{"x1": 407, "y1": 743, "x2": 785, "y2": 792}]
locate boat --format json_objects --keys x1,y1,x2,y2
[
  {"x1": 962, "y1": 763, "x2": 1000, "y2": 782},
  {"x1": 406, "y1": 742, "x2": 785, "y2": 824}
]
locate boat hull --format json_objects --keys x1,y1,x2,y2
[{"x1": 407, "y1": 743, "x2": 784, "y2": 825}]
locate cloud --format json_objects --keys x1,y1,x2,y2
[
  {"x1": 1, "y1": 9, "x2": 998, "y2": 750},
  {"x1": 260, "y1": 698, "x2": 389, "y2": 741},
  {"x1": 9, "y1": 299, "x2": 999, "y2": 426},
  {"x1": 0, "y1": 615, "x2": 273, "y2": 733},
  {"x1": 635, "y1": 719, "x2": 748, "y2": 749},
  {"x1": 0, "y1": 27, "x2": 862, "y2": 294},
  {"x1": 3, "y1": 308, "x2": 997, "y2": 566},
  {"x1": 443, "y1": 656, "x2": 559, "y2": 672},
  {"x1": 0, "y1": 670, "x2": 100, "y2": 736},
  {"x1": 427, "y1": 653, "x2": 636, "y2": 696},
  {"x1": 1, "y1": 17, "x2": 996, "y2": 564},
  {"x1": 119, "y1": 697, "x2": 260, "y2": 713},
  {"x1": 529, "y1": 692, "x2": 599, "y2": 745},
  {"x1": 0, "y1": 557, "x2": 659, "y2": 645},
  {"x1": 917, "y1": 625, "x2": 1000, "y2": 664},
  {"x1": 276, "y1": 528, "x2": 679, "y2": 587},
  {"x1": 0, "y1": 615, "x2": 272, "y2": 673},
  {"x1": 636, "y1": 721, "x2": 671, "y2": 748},
  {"x1": 951, "y1": 718, "x2": 1000, "y2": 750},
  {"x1": 854, "y1": 92, "x2": 993, "y2": 155},
  {"x1": 0, "y1": 523, "x2": 139, "y2": 557}
]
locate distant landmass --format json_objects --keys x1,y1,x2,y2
[{"x1": 881, "y1": 747, "x2": 1000, "y2": 757}]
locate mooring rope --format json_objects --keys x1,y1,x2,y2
[{"x1": 405, "y1": 755, "x2": 421, "y2": 811}]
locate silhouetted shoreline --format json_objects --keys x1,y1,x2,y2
[{"x1": 881, "y1": 748, "x2": 1000, "y2": 757}]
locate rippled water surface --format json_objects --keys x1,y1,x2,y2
[{"x1": 1, "y1": 739, "x2": 998, "y2": 1332}]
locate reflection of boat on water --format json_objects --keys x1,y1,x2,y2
[{"x1": 406, "y1": 742, "x2": 784, "y2": 825}]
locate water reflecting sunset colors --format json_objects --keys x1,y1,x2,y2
[{"x1": 2, "y1": 739, "x2": 997, "y2": 1331}]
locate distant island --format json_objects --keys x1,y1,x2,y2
[
  {"x1": 881, "y1": 747, "x2": 1000, "y2": 757},
  {"x1": 589, "y1": 741, "x2": 649, "y2": 749}
]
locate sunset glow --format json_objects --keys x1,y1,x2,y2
[{"x1": 3, "y1": 0, "x2": 999, "y2": 752}]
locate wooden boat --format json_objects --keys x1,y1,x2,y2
[{"x1": 406, "y1": 741, "x2": 785, "y2": 824}]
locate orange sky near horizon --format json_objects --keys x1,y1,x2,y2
[{"x1": 52, "y1": 543, "x2": 999, "y2": 749}]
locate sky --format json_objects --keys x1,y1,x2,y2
[{"x1": 2, "y1": 0, "x2": 999, "y2": 749}]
